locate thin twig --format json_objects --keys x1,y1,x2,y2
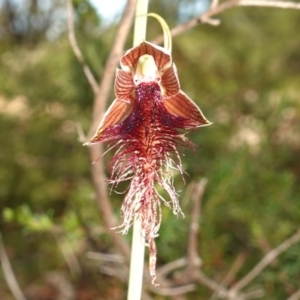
[
  {"x1": 173, "y1": 179, "x2": 233, "y2": 297},
  {"x1": 0, "y1": 232, "x2": 27, "y2": 300},
  {"x1": 210, "y1": 253, "x2": 247, "y2": 300},
  {"x1": 86, "y1": 251, "x2": 124, "y2": 263},
  {"x1": 99, "y1": 265, "x2": 128, "y2": 280},
  {"x1": 244, "y1": 288, "x2": 265, "y2": 300},
  {"x1": 178, "y1": 179, "x2": 233, "y2": 298},
  {"x1": 152, "y1": 0, "x2": 300, "y2": 45},
  {"x1": 151, "y1": 0, "x2": 239, "y2": 45},
  {"x1": 86, "y1": 251, "x2": 127, "y2": 279},
  {"x1": 287, "y1": 288, "x2": 300, "y2": 300},
  {"x1": 156, "y1": 258, "x2": 187, "y2": 278},
  {"x1": 194, "y1": 270, "x2": 229, "y2": 298},
  {"x1": 66, "y1": 0, "x2": 136, "y2": 261},
  {"x1": 231, "y1": 229, "x2": 300, "y2": 293},
  {"x1": 211, "y1": 0, "x2": 220, "y2": 9},
  {"x1": 222, "y1": 253, "x2": 247, "y2": 287},
  {"x1": 89, "y1": 144, "x2": 131, "y2": 260},
  {"x1": 152, "y1": 284, "x2": 196, "y2": 296},
  {"x1": 89, "y1": 0, "x2": 137, "y2": 139},
  {"x1": 88, "y1": 0, "x2": 137, "y2": 262},
  {"x1": 66, "y1": 0, "x2": 99, "y2": 95},
  {"x1": 86, "y1": 0, "x2": 137, "y2": 262},
  {"x1": 186, "y1": 179, "x2": 207, "y2": 273},
  {"x1": 208, "y1": 0, "x2": 221, "y2": 24},
  {"x1": 239, "y1": 0, "x2": 300, "y2": 9}
]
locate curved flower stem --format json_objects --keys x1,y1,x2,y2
[
  {"x1": 127, "y1": 1, "x2": 149, "y2": 299},
  {"x1": 146, "y1": 13, "x2": 172, "y2": 52}
]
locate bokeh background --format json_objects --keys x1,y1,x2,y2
[{"x1": 0, "y1": 0, "x2": 300, "y2": 299}]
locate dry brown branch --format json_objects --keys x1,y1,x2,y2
[
  {"x1": 186, "y1": 179, "x2": 207, "y2": 274},
  {"x1": 211, "y1": 0, "x2": 220, "y2": 9},
  {"x1": 86, "y1": 251, "x2": 124, "y2": 263},
  {"x1": 89, "y1": 144, "x2": 131, "y2": 261},
  {"x1": 210, "y1": 253, "x2": 247, "y2": 300},
  {"x1": 239, "y1": 0, "x2": 300, "y2": 9},
  {"x1": 177, "y1": 179, "x2": 234, "y2": 298},
  {"x1": 222, "y1": 253, "x2": 247, "y2": 287},
  {"x1": 167, "y1": 179, "x2": 230, "y2": 297},
  {"x1": 231, "y1": 229, "x2": 300, "y2": 293},
  {"x1": 151, "y1": 180, "x2": 212, "y2": 297},
  {"x1": 150, "y1": 258, "x2": 197, "y2": 297},
  {"x1": 66, "y1": 0, "x2": 136, "y2": 262},
  {"x1": 66, "y1": 0, "x2": 300, "y2": 298},
  {"x1": 87, "y1": 253, "x2": 153, "y2": 298},
  {"x1": 99, "y1": 265, "x2": 128, "y2": 279},
  {"x1": 151, "y1": 0, "x2": 239, "y2": 45},
  {"x1": 152, "y1": 284, "x2": 196, "y2": 296},
  {"x1": 66, "y1": 0, "x2": 99, "y2": 95},
  {"x1": 88, "y1": 0, "x2": 137, "y2": 139},
  {"x1": 87, "y1": 0, "x2": 137, "y2": 262},
  {"x1": 86, "y1": 251, "x2": 127, "y2": 279},
  {"x1": 287, "y1": 288, "x2": 300, "y2": 300},
  {"x1": 187, "y1": 228, "x2": 300, "y2": 299},
  {"x1": 243, "y1": 288, "x2": 265, "y2": 299},
  {"x1": 152, "y1": 0, "x2": 300, "y2": 45},
  {"x1": 194, "y1": 271, "x2": 229, "y2": 297},
  {"x1": 0, "y1": 232, "x2": 27, "y2": 300},
  {"x1": 156, "y1": 258, "x2": 187, "y2": 278}
]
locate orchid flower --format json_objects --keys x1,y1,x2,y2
[{"x1": 86, "y1": 41, "x2": 211, "y2": 282}]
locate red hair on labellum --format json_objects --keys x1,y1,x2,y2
[{"x1": 86, "y1": 41, "x2": 211, "y2": 283}]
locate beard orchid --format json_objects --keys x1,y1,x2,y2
[{"x1": 86, "y1": 41, "x2": 211, "y2": 282}]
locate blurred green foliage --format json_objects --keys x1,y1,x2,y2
[{"x1": 0, "y1": 0, "x2": 300, "y2": 299}]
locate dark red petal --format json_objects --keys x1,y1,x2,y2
[
  {"x1": 115, "y1": 69, "x2": 135, "y2": 102},
  {"x1": 121, "y1": 41, "x2": 172, "y2": 72},
  {"x1": 160, "y1": 64, "x2": 180, "y2": 98},
  {"x1": 163, "y1": 91, "x2": 211, "y2": 128},
  {"x1": 88, "y1": 99, "x2": 134, "y2": 144}
]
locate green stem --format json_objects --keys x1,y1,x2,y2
[
  {"x1": 127, "y1": 218, "x2": 146, "y2": 300},
  {"x1": 127, "y1": 1, "x2": 149, "y2": 299},
  {"x1": 133, "y1": 0, "x2": 149, "y2": 46}
]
